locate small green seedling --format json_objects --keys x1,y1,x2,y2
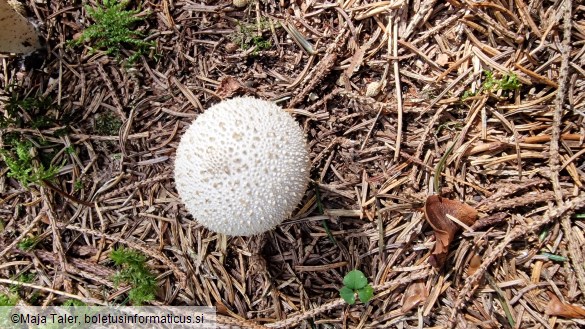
[
  {"x1": 231, "y1": 19, "x2": 272, "y2": 54},
  {"x1": 94, "y1": 112, "x2": 122, "y2": 135},
  {"x1": 0, "y1": 293, "x2": 18, "y2": 306},
  {"x1": 74, "y1": 180, "x2": 84, "y2": 192},
  {"x1": 1, "y1": 140, "x2": 60, "y2": 188},
  {"x1": 482, "y1": 71, "x2": 522, "y2": 93},
  {"x1": 497, "y1": 72, "x2": 521, "y2": 91},
  {"x1": 110, "y1": 247, "x2": 157, "y2": 305},
  {"x1": 461, "y1": 89, "x2": 476, "y2": 100},
  {"x1": 71, "y1": 0, "x2": 154, "y2": 63},
  {"x1": 17, "y1": 236, "x2": 39, "y2": 251},
  {"x1": 1, "y1": 94, "x2": 55, "y2": 129},
  {"x1": 482, "y1": 70, "x2": 498, "y2": 91},
  {"x1": 62, "y1": 299, "x2": 86, "y2": 306},
  {"x1": 462, "y1": 71, "x2": 521, "y2": 100},
  {"x1": 339, "y1": 270, "x2": 374, "y2": 305}
]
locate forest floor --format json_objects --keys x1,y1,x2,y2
[{"x1": 1, "y1": 0, "x2": 585, "y2": 328}]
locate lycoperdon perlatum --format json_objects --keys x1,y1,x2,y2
[{"x1": 174, "y1": 97, "x2": 310, "y2": 236}]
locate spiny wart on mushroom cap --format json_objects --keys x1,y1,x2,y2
[{"x1": 174, "y1": 97, "x2": 310, "y2": 236}]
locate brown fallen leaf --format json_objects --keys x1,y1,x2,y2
[
  {"x1": 215, "y1": 301, "x2": 231, "y2": 316},
  {"x1": 424, "y1": 195, "x2": 478, "y2": 268},
  {"x1": 401, "y1": 281, "x2": 429, "y2": 313},
  {"x1": 215, "y1": 76, "x2": 247, "y2": 99},
  {"x1": 545, "y1": 291, "x2": 585, "y2": 318}
]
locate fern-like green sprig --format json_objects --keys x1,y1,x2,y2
[
  {"x1": 1, "y1": 141, "x2": 60, "y2": 188},
  {"x1": 71, "y1": 0, "x2": 154, "y2": 63},
  {"x1": 110, "y1": 247, "x2": 157, "y2": 305},
  {"x1": 0, "y1": 293, "x2": 18, "y2": 306}
]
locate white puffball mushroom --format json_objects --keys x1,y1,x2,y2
[
  {"x1": 0, "y1": 0, "x2": 41, "y2": 54},
  {"x1": 174, "y1": 97, "x2": 310, "y2": 236}
]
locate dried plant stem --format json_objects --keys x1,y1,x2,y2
[
  {"x1": 44, "y1": 192, "x2": 67, "y2": 272},
  {"x1": 288, "y1": 27, "x2": 348, "y2": 108},
  {"x1": 42, "y1": 179, "x2": 93, "y2": 207},
  {"x1": 391, "y1": 17, "x2": 403, "y2": 162},
  {"x1": 548, "y1": 0, "x2": 585, "y2": 297},
  {"x1": 402, "y1": 0, "x2": 437, "y2": 40},
  {"x1": 549, "y1": 0, "x2": 572, "y2": 200},
  {"x1": 0, "y1": 278, "x2": 106, "y2": 305}
]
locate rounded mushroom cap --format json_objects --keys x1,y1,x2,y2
[
  {"x1": 174, "y1": 97, "x2": 310, "y2": 236},
  {"x1": 0, "y1": 0, "x2": 42, "y2": 54}
]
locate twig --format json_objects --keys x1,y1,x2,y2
[
  {"x1": 42, "y1": 179, "x2": 93, "y2": 207},
  {"x1": 288, "y1": 28, "x2": 349, "y2": 108},
  {"x1": 549, "y1": 1, "x2": 572, "y2": 201},
  {"x1": 401, "y1": 0, "x2": 437, "y2": 40},
  {"x1": 391, "y1": 17, "x2": 403, "y2": 162},
  {"x1": 548, "y1": 0, "x2": 585, "y2": 299},
  {"x1": 0, "y1": 278, "x2": 106, "y2": 305}
]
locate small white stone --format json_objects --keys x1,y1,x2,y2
[{"x1": 366, "y1": 81, "x2": 382, "y2": 97}]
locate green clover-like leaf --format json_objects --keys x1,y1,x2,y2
[
  {"x1": 358, "y1": 284, "x2": 374, "y2": 303},
  {"x1": 343, "y1": 270, "x2": 368, "y2": 290},
  {"x1": 339, "y1": 286, "x2": 355, "y2": 305}
]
